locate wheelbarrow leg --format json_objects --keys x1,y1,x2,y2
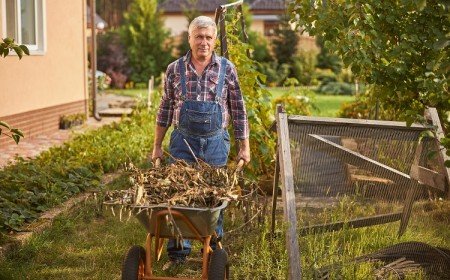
[
  {"x1": 145, "y1": 233, "x2": 153, "y2": 278},
  {"x1": 201, "y1": 235, "x2": 212, "y2": 280}
]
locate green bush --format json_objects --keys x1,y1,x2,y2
[
  {"x1": 338, "y1": 92, "x2": 400, "y2": 120},
  {"x1": 272, "y1": 78, "x2": 313, "y2": 115},
  {"x1": 291, "y1": 51, "x2": 317, "y2": 86},
  {"x1": 317, "y1": 82, "x2": 355, "y2": 95},
  {"x1": 226, "y1": 12, "x2": 275, "y2": 179},
  {"x1": 314, "y1": 68, "x2": 337, "y2": 84},
  {"x1": 248, "y1": 31, "x2": 273, "y2": 63},
  {"x1": 256, "y1": 61, "x2": 289, "y2": 87},
  {"x1": 0, "y1": 108, "x2": 155, "y2": 232}
]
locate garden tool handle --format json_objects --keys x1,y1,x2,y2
[{"x1": 236, "y1": 159, "x2": 245, "y2": 172}]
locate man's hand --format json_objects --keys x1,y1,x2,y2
[
  {"x1": 152, "y1": 125, "x2": 169, "y2": 162},
  {"x1": 237, "y1": 138, "x2": 251, "y2": 164},
  {"x1": 152, "y1": 145, "x2": 164, "y2": 161}
]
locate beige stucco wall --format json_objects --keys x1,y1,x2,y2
[
  {"x1": 164, "y1": 15, "x2": 266, "y2": 37},
  {"x1": 250, "y1": 20, "x2": 264, "y2": 35},
  {"x1": 0, "y1": 0, "x2": 87, "y2": 117},
  {"x1": 163, "y1": 15, "x2": 188, "y2": 36},
  {"x1": 163, "y1": 13, "x2": 215, "y2": 37}
]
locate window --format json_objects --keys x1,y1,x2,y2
[
  {"x1": 264, "y1": 21, "x2": 279, "y2": 37},
  {"x1": 2, "y1": 0, "x2": 46, "y2": 54}
]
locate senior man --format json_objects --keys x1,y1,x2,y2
[{"x1": 152, "y1": 16, "x2": 250, "y2": 266}]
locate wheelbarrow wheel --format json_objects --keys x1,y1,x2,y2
[
  {"x1": 122, "y1": 245, "x2": 146, "y2": 280},
  {"x1": 208, "y1": 248, "x2": 229, "y2": 280}
]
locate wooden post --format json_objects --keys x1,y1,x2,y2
[
  {"x1": 90, "y1": 0, "x2": 101, "y2": 121},
  {"x1": 398, "y1": 182, "x2": 420, "y2": 237},
  {"x1": 425, "y1": 107, "x2": 450, "y2": 198},
  {"x1": 276, "y1": 105, "x2": 302, "y2": 279},
  {"x1": 219, "y1": 10, "x2": 228, "y2": 58},
  {"x1": 147, "y1": 76, "x2": 154, "y2": 109},
  {"x1": 271, "y1": 147, "x2": 280, "y2": 236}
]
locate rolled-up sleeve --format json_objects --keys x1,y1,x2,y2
[
  {"x1": 156, "y1": 64, "x2": 175, "y2": 127},
  {"x1": 227, "y1": 63, "x2": 249, "y2": 139}
]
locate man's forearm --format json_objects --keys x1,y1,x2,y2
[
  {"x1": 237, "y1": 137, "x2": 251, "y2": 163},
  {"x1": 152, "y1": 125, "x2": 169, "y2": 160},
  {"x1": 154, "y1": 125, "x2": 169, "y2": 148}
]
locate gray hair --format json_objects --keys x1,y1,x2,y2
[{"x1": 188, "y1": 16, "x2": 217, "y2": 37}]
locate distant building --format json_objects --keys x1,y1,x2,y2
[
  {"x1": 159, "y1": 0, "x2": 282, "y2": 36},
  {"x1": 159, "y1": 0, "x2": 317, "y2": 52}
]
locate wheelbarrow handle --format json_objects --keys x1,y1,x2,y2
[
  {"x1": 236, "y1": 159, "x2": 245, "y2": 172},
  {"x1": 154, "y1": 158, "x2": 161, "y2": 168}
]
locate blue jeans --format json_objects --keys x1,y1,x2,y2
[
  {"x1": 169, "y1": 129, "x2": 230, "y2": 166},
  {"x1": 166, "y1": 211, "x2": 224, "y2": 261},
  {"x1": 167, "y1": 129, "x2": 229, "y2": 261}
]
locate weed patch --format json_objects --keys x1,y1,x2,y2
[{"x1": 0, "y1": 108, "x2": 154, "y2": 235}]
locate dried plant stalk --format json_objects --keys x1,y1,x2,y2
[{"x1": 105, "y1": 159, "x2": 243, "y2": 208}]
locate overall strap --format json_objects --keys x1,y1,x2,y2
[
  {"x1": 178, "y1": 57, "x2": 187, "y2": 98},
  {"x1": 215, "y1": 57, "x2": 227, "y2": 100}
]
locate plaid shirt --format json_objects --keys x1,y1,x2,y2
[{"x1": 156, "y1": 51, "x2": 249, "y2": 139}]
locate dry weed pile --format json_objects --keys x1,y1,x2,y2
[{"x1": 104, "y1": 160, "x2": 243, "y2": 208}]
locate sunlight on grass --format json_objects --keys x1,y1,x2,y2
[
  {"x1": 267, "y1": 87, "x2": 354, "y2": 117},
  {"x1": 106, "y1": 86, "x2": 355, "y2": 118},
  {"x1": 103, "y1": 88, "x2": 148, "y2": 99},
  {"x1": 1, "y1": 173, "x2": 449, "y2": 279}
]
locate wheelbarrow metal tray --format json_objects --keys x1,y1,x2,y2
[{"x1": 132, "y1": 200, "x2": 228, "y2": 239}]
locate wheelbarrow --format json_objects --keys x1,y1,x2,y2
[{"x1": 121, "y1": 201, "x2": 230, "y2": 280}]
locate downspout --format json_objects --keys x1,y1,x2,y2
[{"x1": 90, "y1": 0, "x2": 101, "y2": 121}]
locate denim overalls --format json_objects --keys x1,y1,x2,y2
[{"x1": 167, "y1": 57, "x2": 229, "y2": 261}]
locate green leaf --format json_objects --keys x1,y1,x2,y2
[
  {"x1": 416, "y1": 0, "x2": 427, "y2": 11},
  {"x1": 13, "y1": 46, "x2": 23, "y2": 59},
  {"x1": 11, "y1": 128, "x2": 24, "y2": 137},
  {"x1": 19, "y1": 45, "x2": 30, "y2": 56},
  {"x1": 12, "y1": 134, "x2": 20, "y2": 144},
  {"x1": 0, "y1": 121, "x2": 11, "y2": 129},
  {"x1": 3, "y1": 37, "x2": 13, "y2": 44},
  {"x1": 433, "y1": 38, "x2": 450, "y2": 50},
  {"x1": 4, "y1": 48, "x2": 9, "y2": 57}
]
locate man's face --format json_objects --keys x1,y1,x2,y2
[{"x1": 188, "y1": 26, "x2": 216, "y2": 61}]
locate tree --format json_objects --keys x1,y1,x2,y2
[
  {"x1": 291, "y1": 0, "x2": 449, "y2": 166},
  {"x1": 316, "y1": 35, "x2": 342, "y2": 74},
  {"x1": 97, "y1": 30, "x2": 131, "y2": 88},
  {"x1": 121, "y1": 0, "x2": 173, "y2": 83},
  {"x1": 1, "y1": 37, "x2": 28, "y2": 144},
  {"x1": 272, "y1": 14, "x2": 299, "y2": 66}
]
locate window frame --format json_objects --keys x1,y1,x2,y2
[{"x1": 1, "y1": 0, "x2": 47, "y2": 55}]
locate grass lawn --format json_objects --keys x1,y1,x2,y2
[
  {"x1": 2, "y1": 89, "x2": 446, "y2": 279},
  {"x1": 267, "y1": 87, "x2": 355, "y2": 117},
  {"x1": 0, "y1": 175, "x2": 286, "y2": 280},
  {"x1": 103, "y1": 88, "x2": 148, "y2": 99},
  {"x1": 1, "y1": 169, "x2": 449, "y2": 279},
  {"x1": 106, "y1": 87, "x2": 355, "y2": 118}
]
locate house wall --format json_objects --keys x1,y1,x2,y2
[
  {"x1": 0, "y1": 0, "x2": 87, "y2": 144},
  {"x1": 163, "y1": 15, "x2": 284, "y2": 40},
  {"x1": 162, "y1": 13, "x2": 318, "y2": 54},
  {"x1": 250, "y1": 20, "x2": 264, "y2": 35},
  {"x1": 163, "y1": 14, "x2": 188, "y2": 36},
  {"x1": 163, "y1": 13, "x2": 215, "y2": 37}
]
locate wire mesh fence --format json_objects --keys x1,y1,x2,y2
[{"x1": 274, "y1": 107, "x2": 450, "y2": 279}]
